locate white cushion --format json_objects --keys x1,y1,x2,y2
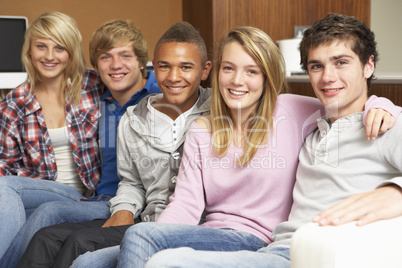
[{"x1": 290, "y1": 216, "x2": 402, "y2": 268}]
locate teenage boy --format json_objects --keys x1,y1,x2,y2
[
  {"x1": 17, "y1": 21, "x2": 212, "y2": 268},
  {"x1": 0, "y1": 19, "x2": 160, "y2": 267},
  {"x1": 138, "y1": 13, "x2": 402, "y2": 268}
]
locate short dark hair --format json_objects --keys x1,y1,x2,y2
[
  {"x1": 154, "y1": 21, "x2": 208, "y2": 64},
  {"x1": 299, "y1": 13, "x2": 378, "y2": 89}
]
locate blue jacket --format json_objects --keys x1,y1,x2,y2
[{"x1": 96, "y1": 71, "x2": 160, "y2": 197}]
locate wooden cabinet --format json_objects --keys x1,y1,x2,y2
[
  {"x1": 289, "y1": 82, "x2": 402, "y2": 107},
  {"x1": 183, "y1": 0, "x2": 370, "y2": 57},
  {"x1": 369, "y1": 84, "x2": 402, "y2": 107}
]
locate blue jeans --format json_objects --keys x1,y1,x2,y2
[
  {"x1": 0, "y1": 198, "x2": 111, "y2": 268},
  {"x1": 71, "y1": 246, "x2": 120, "y2": 268},
  {"x1": 117, "y1": 222, "x2": 267, "y2": 268},
  {"x1": 145, "y1": 246, "x2": 290, "y2": 268},
  {"x1": 0, "y1": 176, "x2": 96, "y2": 262}
]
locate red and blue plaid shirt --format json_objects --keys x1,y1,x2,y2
[{"x1": 0, "y1": 69, "x2": 103, "y2": 191}]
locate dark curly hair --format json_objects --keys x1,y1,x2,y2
[{"x1": 299, "y1": 13, "x2": 378, "y2": 89}]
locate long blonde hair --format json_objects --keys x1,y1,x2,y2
[
  {"x1": 22, "y1": 11, "x2": 85, "y2": 105},
  {"x1": 210, "y1": 26, "x2": 287, "y2": 165}
]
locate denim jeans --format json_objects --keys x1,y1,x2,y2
[
  {"x1": 71, "y1": 246, "x2": 120, "y2": 268},
  {"x1": 117, "y1": 222, "x2": 267, "y2": 268},
  {"x1": 145, "y1": 246, "x2": 290, "y2": 268},
  {"x1": 0, "y1": 176, "x2": 86, "y2": 260},
  {"x1": 0, "y1": 198, "x2": 111, "y2": 268}
]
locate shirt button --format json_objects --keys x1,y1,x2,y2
[
  {"x1": 171, "y1": 176, "x2": 177, "y2": 184},
  {"x1": 172, "y1": 151, "x2": 180, "y2": 159},
  {"x1": 109, "y1": 103, "x2": 116, "y2": 111}
]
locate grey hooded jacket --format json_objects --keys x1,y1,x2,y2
[{"x1": 108, "y1": 86, "x2": 211, "y2": 222}]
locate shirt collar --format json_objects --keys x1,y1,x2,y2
[
  {"x1": 101, "y1": 71, "x2": 154, "y2": 107},
  {"x1": 318, "y1": 112, "x2": 363, "y2": 133}
]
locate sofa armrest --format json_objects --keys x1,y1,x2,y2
[{"x1": 290, "y1": 216, "x2": 402, "y2": 268}]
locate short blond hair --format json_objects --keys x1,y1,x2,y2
[
  {"x1": 22, "y1": 11, "x2": 85, "y2": 105},
  {"x1": 89, "y1": 19, "x2": 148, "y2": 77}
]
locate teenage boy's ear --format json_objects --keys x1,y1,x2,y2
[
  {"x1": 364, "y1": 55, "x2": 375, "y2": 79},
  {"x1": 201, "y1": 60, "x2": 212, "y2": 81}
]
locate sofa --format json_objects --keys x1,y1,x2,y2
[{"x1": 290, "y1": 216, "x2": 402, "y2": 268}]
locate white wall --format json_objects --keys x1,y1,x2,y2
[{"x1": 371, "y1": 0, "x2": 402, "y2": 76}]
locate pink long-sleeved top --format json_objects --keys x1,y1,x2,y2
[{"x1": 157, "y1": 93, "x2": 394, "y2": 244}]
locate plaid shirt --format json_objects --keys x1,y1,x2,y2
[{"x1": 0, "y1": 69, "x2": 103, "y2": 191}]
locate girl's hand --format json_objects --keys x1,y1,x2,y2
[{"x1": 365, "y1": 108, "x2": 395, "y2": 140}]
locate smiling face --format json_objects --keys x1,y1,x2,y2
[
  {"x1": 152, "y1": 42, "x2": 211, "y2": 118},
  {"x1": 218, "y1": 41, "x2": 264, "y2": 121},
  {"x1": 96, "y1": 43, "x2": 144, "y2": 104},
  {"x1": 30, "y1": 36, "x2": 69, "y2": 84},
  {"x1": 307, "y1": 40, "x2": 374, "y2": 122}
]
